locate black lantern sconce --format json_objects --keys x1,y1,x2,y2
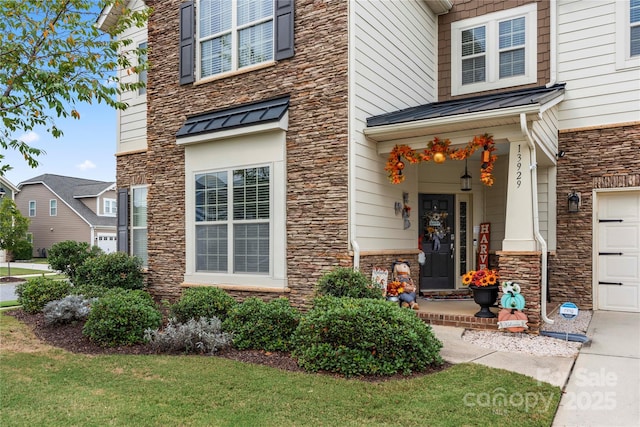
[
  {"x1": 568, "y1": 191, "x2": 580, "y2": 213},
  {"x1": 460, "y1": 159, "x2": 472, "y2": 192}
]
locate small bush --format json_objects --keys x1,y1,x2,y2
[
  {"x1": 144, "y1": 317, "x2": 232, "y2": 354},
  {"x1": 170, "y1": 287, "x2": 237, "y2": 323},
  {"x1": 223, "y1": 297, "x2": 300, "y2": 352},
  {"x1": 316, "y1": 267, "x2": 384, "y2": 299},
  {"x1": 74, "y1": 252, "x2": 144, "y2": 290},
  {"x1": 47, "y1": 240, "x2": 103, "y2": 281},
  {"x1": 291, "y1": 296, "x2": 443, "y2": 377},
  {"x1": 43, "y1": 295, "x2": 95, "y2": 325},
  {"x1": 12, "y1": 239, "x2": 33, "y2": 261},
  {"x1": 15, "y1": 277, "x2": 71, "y2": 314},
  {"x1": 83, "y1": 289, "x2": 161, "y2": 347},
  {"x1": 69, "y1": 283, "x2": 111, "y2": 299}
]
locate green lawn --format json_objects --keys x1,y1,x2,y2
[
  {"x1": 0, "y1": 300, "x2": 19, "y2": 308},
  {"x1": 0, "y1": 313, "x2": 561, "y2": 427},
  {"x1": 0, "y1": 267, "x2": 50, "y2": 277}
]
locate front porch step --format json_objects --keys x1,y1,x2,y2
[{"x1": 417, "y1": 311, "x2": 498, "y2": 330}]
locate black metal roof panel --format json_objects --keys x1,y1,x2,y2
[
  {"x1": 367, "y1": 84, "x2": 565, "y2": 127},
  {"x1": 176, "y1": 96, "x2": 290, "y2": 138}
]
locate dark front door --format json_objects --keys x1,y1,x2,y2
[{"x1": 419, "y1": 194, "x2": 455, "y2": 290}]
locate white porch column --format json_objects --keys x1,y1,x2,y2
[{"x1": 503, "y1": 139, "x2": 537, "y2": 251}]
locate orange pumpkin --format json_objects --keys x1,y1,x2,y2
[{"x1": 497, "y1": 309, "x2": 528, "y2": 333}]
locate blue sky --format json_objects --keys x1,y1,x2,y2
[{"x1": 3, "y1": 98, "x2": 118, "y2": 186}]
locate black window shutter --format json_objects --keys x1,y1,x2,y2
[
  {"x1": 274, "y1": 0, "x2": 294, "y2": 60},
  {"x1": 179, "y1": 1, "x2": 195, "y2": 84},
  {"x1": 117, "y1": 188, "x2": 129, "y2": 253}
]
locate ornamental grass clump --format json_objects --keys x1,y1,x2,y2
[
  {"x1": 222, "y1": 297, "x2": 300, "y2": 352},
  {"x1": 144, "y1": 317, "x2": 232, "y2": 354},
  {"x1": 291, "y1": 296, "x2": 443, "y2": 377}
]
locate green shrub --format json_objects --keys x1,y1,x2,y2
[
  {"x1": 69, "y1": 283, "x2": 111, "y2": 299},
  {"x1": 223, "y1": 297, "x2": 300, "y2": 352},
  {"x1": 144, "y1": 317, "x2": 232, "y2": 354},
  {"x1": 316, "y1": 267, "x2": 384, "y2": 299},
  {"x1": 12, "y1": 239, "x2": 33, "y2": 260},
  {"x1": 47, "y1": 240, "x2": 103, "y2": 281},
  {"x1": 170, "y1": 287, "x2": 237, "y2": 323},
  {"x1": 15, "y1": 277, "x2": 71, "y2": 314},
  {"x1": 291, "y1": 296, "x2": 443, "y2": 377},
  {"x1": 74, "y1": 252, "x2": 144, "y2": 290},
  {"x1": 43, "y1": 295, "x2": 95, "y2": 325},
  {"x1": 83, "y1": 289, "x2": 161, "y2": 346}
]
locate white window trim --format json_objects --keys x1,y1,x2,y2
[
  {"x1": 616, "y1": 0, "x2": 640, "y2": 70},
  {"x1": 183, "y1": 127, "x2": 287, "y2": 289},
  {"x1": 49, "y1": 199, "x2": 57, "y2": 216},
  {"x1": 138, "y1": 40, "x2": 148, "y2": 96},
  {"x1": 451, "y1": 3, "x2": 537, "y2": 96},
  {"x1": 195, "y1": 0, "x2": 274, "y2": 81},
  {"x1": 28, "y1": 200, "x2": 36, "y2": 217},
  {"x1": 104, "y1": 198, "x2": 117, "y2": 216},
  {"x1": 131, "y1": 185, "x2": 148, "y2": 266}
]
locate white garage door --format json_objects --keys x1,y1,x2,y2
[
  {"x1": 97, "y1": 233, "x2": 117, "y2": 254},
  {"x1": 597, "y1": 191, "x2": 640, "y2": 312}
]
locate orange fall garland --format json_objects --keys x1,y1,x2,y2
[{"x1": 385, "y1": 134, "x2": 497, "y2": 186}]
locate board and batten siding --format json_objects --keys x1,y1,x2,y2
[
  {"x1": 116, "y1": 0, "x2": 147, "y2": 154},
  {"x1": 351, "y1": 0, "x2": 438, "y2": 251},
  {"x1": 557, "y1": 0, "x2": 640, "y2": 129}
]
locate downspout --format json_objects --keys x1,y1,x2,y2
[
  {"x1": 546, "y1": 0, "x2": 558, "y2": 88},
  {"x1": 520, "y1": 113, "x2": 554, "y2": 324},
  {"x1": 347, "y1": 0, "x2": 360, "y2": 271}
]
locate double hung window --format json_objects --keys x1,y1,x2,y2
[
  {"x1": 195, "y1": 166, "x2": 270, "y2": 274},
  {"x1": 131, "y1": 186, "x2": 148, "y2": 266},
  {"x1": 49, "y1": 200, "x2": 57, "y2": 216},
  {"x1": 616, "y1": 0, "x2": 640, "y2": 69},
  {"x1": 198, "y1": 0, "x2": 274, "y2": 79},
  {"x1": 452, "y1": 4, "x2": 537, "y2": 95}
]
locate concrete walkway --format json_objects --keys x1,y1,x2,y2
[
  {"x1": 1, "y1": 262, "x2": 56, "y2": 302},
  {"x1": 552, "y1": 311, "x2": 640, "y2": 427},
  {"x1": 431, "y1": 325, "x2": 576, "y2": 388}
]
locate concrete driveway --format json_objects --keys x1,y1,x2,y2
[{"x1": 553, "y1": 311, "x2": 640, "y2": 426}]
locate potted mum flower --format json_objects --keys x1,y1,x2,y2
[{"x1": 461, "y1": 268, "x2": 499, "y2": 318}]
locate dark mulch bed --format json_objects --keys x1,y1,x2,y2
[
  {"x1": 5, "y1": 309, "x2": 449, "y2": 381},
  {"x1": 0, "y1": 276, "x2": 25, "y2": 283}
]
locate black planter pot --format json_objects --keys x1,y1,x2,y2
[{"x1": 470, "y1": 285, "x2": 499, "y2": 318}]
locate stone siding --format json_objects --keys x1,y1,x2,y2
[
  {"x1": 497, "y1": 251, "x2": 542, "y2": 333},
  {"x1": 121, "y1": 0, "x2": 349, "y2": 305},
  {"x1": 437, "y1": 0, "x2": 550, "y2": 101},
  {"x1": 552, "y1": 123, "x2": 640, "y2": 309}
]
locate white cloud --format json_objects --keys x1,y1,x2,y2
[
  {"x1": 18, "y1": 131, "x2": 40, "y2": 143},
  {"x1": 77, "y1": 160, "x2": 96, "y2": 171}
]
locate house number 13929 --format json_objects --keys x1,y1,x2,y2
[{"x1": 516, "y1": 144, "x2": 522, "y2": 188}]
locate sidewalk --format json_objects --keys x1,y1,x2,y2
[
  {"x1": 1, "y1": 261, "x2": 54, "y2": 271},
  {"x1": 552, "y1": 311, "x2": 640, "y2": 427},
  {"x1": 430, "y1": 325, "x2": 576, "y2": 388}
]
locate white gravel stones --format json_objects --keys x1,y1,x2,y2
[{"x1": 461, "y1": 310, "x2": 592, "y2": 358}]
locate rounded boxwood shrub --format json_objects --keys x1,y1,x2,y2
[
  {"x1": 47, "y1": 240, "x2": 103, "y2": 282},
  {"x1": 170, "y1": 287, "x2": 237, "y2": 323},
  {"x1": 16, "y1": 276, "x2": 71, "y2": 314},
  {"x1": 69, "y1": 283, "x2": 111, "y2": 299},
  {"x1": 291, "y1": 296, "x2": 443, "y2": 377},
  {"x1": 82, "y1": 289, "x2": 162, "y2": 347},
  {"x1": 222, "y1": 297, "x2": 300, "y2": 352},
  {"x1": 74, "y1": 252, "x2": 144, "y2": 290},
  {"x1": 316, "y1": 267, "x2": 384, "y2": 299}
]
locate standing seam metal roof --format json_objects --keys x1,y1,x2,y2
[{"x1": 366, "y1": 84, "x2": 566, "y2": 127}]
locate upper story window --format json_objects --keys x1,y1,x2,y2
[
  {"x1": 49, "y1": 199, "x2": 57, "y2": 216},
  {"x1": 104, "y1": 198, "x2": 117, "y2": 216},
  {"x1": 451, "y1": 4, "x2": 537, "y2": 96},
  {"x1": 617, "y1": 0, "x2": 640, "y2": 69},
  {"x1": 28, "y1": 200, "x2": 36, "y2": 217},
  {"x1": 179, "y1": 0, "x2": 294, "y2": 84},
  {"x1": 138, "y1": 41, "x2": 148, "y2": 95}
]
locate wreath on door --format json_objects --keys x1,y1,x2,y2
[{"x1": 424, "y1": 209, "x2": 449, "y2": 251}]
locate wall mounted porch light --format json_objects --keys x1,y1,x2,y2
[
  {"x1": 460, "y1": 159, "x2": 472, "y2": 191},
  {"x1": 568, "y1": 191, "x2": 580, "y2": 213}
]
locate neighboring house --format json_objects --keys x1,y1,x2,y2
[
  {"x1": 15, "y1": 174, "x2": 118, "y2": 257},
  {"x1": 101, "y1": 0, "x2": 640, "y2": 331},
  {"x1": 0, "y1": 176, "x2": 20, "y2": 262}
]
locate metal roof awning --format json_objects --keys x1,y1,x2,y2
[
  {"x1": 176, "y1": 96, "x2": 290, "y2": 140},
  {"x1": 365, "y1": 84, "x2": 565, "y2": 146}
]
